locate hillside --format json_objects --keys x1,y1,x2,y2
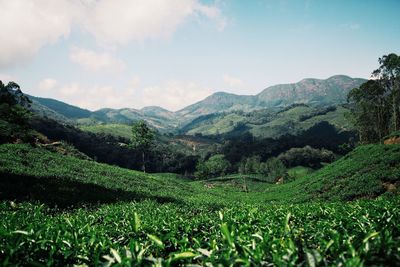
[
  {"x1": 27, "y1": 75, "x2": 366, "y2": 134},
  {"x1": 257, "y1": 75, "x2": 366, "y2": 106},
  {"x1": 181, "y1": 104, "x2": 353, "y2": 138},
  {"x1": 177, "y1": 75, "x2": 365, "y2": 120},
  {"x1": 30, "y1": 97, "x2": 178, "y2": 132},
  {"x1": 29, "y1": 95, "x2": 92, "y2": 120},
  {"x1": 1, "y1": 144, "x2": 399, "y2": 265},
  {"x1": 1, "y1": 143, "x2": 398, "y2": 205}
]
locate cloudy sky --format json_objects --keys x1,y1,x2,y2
[{"x1": 0, "y1": 0, "x2": 399, "y2": 111}]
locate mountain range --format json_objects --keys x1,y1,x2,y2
[{"x1": 29, "y1": 75, "x2": 366, "y2": 133}]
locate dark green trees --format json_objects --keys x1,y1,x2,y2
[
  {"x1": 130, "y1": 120, "x2": 155, "y2": 173},
  {"x1": 348, "y1": 53, "x2": 400, "y2": 143},
  {"x1": 195, "y1": 154, "x2": 231, "y2": 179},
  {"x1": 0, "y1": 81, "x2": 33, "y2": 143}
]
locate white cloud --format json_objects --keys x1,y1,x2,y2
[
  {"x1": 140, "y1": 81, "x2": 213, "y2": 110},
  {"x1": 38, "y1": 78, "x2": 58, "y2": 91},
  {"x1": 0, "y1": 0, "x2": 226, "y2": 68},
  {"x1": 83, "y1": 0, "x2": 226, "y2": 45},
  {"x1": 69, "y1": 47, "x2": 126, "y2": 73},
  {"x1": 0, "y1": 0, "x2": 79, "y2": 68},
  {"x1": 35, "y1": 79, "x2": 213, "y2": 111},
  {"x1": 223, "y1": 74, "x2": 243, "y2": 87}
]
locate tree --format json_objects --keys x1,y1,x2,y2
[
  {"x1": 348, "y1": 53, "x2": 400, "y2": 143},
  {"x1": 0, "y1": 81, "x2": 33, "y2": 143},
  {"x1": 195, "y1": 154, "x2": 231, "y2": 179},
  {"x1": 130, "y1": 120, "x2": 155, "y2": 173},
  {"x1": 372, "y1": 53, "x2": 400, "y2": 131},
  {"x1": 264, "y1": 157, "x2": 286, "y2": 182}
]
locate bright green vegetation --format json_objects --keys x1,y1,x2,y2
[
  {"x1": 184, "y1": 105, "x2": 353, "y2": 138},
  {"x1": 287, "y1": 166, "x2": 314, "y2": 179},
  {"x1": 80, "y1": 124, "x2": 133, "y2": 139},
  {"x1": 2, "y1": 196, "x2": 399, "y2": 266},
  {"x1": 1, "y1": 144, "x2": 400, "y2": 265},
  {"x1": 28, "y1": 76, "x2": 365, "y2": 135}
]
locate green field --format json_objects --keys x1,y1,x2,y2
[
  {"x1": 79, "y1": 124, "x2": 133, "y2": 140},
  {"x1": 1, "y1": 144, "x2": 400, "y2": 265}
]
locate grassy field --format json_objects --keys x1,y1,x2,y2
[
  {"x1": 79, "y1": 124, "x2": 133, "y2": 140},
  {"x1": 1, "y1": 144, "x2": 400, "y2": 265}
]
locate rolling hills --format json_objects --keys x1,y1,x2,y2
[
  {"x1": 28, "y1": 75, "x2": 366, "y2": 135},
  {"x1": 180, "y1": 104, "x2": 353, "y2": 138},
  {"x1": 0, "y1": 143, "x2": 399, "y2": 265}
]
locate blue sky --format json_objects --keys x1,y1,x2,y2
[{"x1": 0, "y1": 0, "x2": 399, "y2": 111}]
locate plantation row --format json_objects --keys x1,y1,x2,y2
[{"x1": 1, "y1": 196, "x2": 399, "y2": 266}]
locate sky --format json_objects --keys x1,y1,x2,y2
[{"x1": 0, "y1": 0, "x2": 399, "y2": 111}]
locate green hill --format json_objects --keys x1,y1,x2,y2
[
  {"x1": 182, "y1": 104, "x2": 353, "y2": 138},
  {"x1": 177, "y1": 75, "x2": 365, "y2": 121},
  {"x1": 26, "y1": 75, "x2": 366, "y2": 136},
  {"x1": 0, "y1": 144, "x2": 399, "y2": 265},
  {"x1": 257, "y1": 75, "x2": 366, "y2": 106},
  {"x1": 29, "y1": 95, "x2": 92, "y2": 120}
]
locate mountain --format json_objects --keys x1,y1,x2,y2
[
  {"x1": 176, "y1": 75, "x2": 365, "y2": 122},
  {"x1": 257, "y1": 75, "x2": 367, "y2": 106},
  {"x1": 29, "y1": 96, "x2": 92, "y2": 120},
  {"x1": 27, "y1": 75, "x2": 367, "y2": 134},
  {"x1": 29, "y1": 97, "x2": 178, "y2": 132},
  {"x1": 176, "y1": 92, "x2": 259, "y2": 120},
  {"x1": 180, "y1": 104, "x2": 354, "y2": 138}
]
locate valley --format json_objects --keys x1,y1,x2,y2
[{"x1": 1, "y1": 55, "x2": 399, "y2": 266}]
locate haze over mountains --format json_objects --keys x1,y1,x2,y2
[{"x1": 29, "y1": 75, "x2": 366, "y2": 132}]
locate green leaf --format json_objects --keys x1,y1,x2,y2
[
  {"x1": 363, "y1": 232, "x2": 379, "y2": 243},
  {"x1": 147, "y1": 234, "x2": 164, "y2": 248},
  {"x1": 110, "y1": 248, "x2": 121, "y2": 263},
  {"x1": 221, "y1": 223, "x2": 233, "y2": 247},
  {"x1": 172, "y1": 251, "x2": 197, "y2": 261},
  {"x1": 133, "y1": 212, "x2": 141, "y2": 233}
]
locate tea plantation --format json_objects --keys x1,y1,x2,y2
[{"x1": 1, "y1": 144, "x2": 400, "y2": 266}]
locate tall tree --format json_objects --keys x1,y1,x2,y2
[
  {"x1": 130, "y1": 120, "x2": 155, "y2": 173},
  {"x1": 348, "y1": 53, "x2": 400, "y2": 143},
  {"x1": 372, "y1": 53, "x2": 400, "y2": 131}
]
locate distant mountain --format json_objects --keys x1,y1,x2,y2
[
  {"x1": 257, "y1": 75, "x2": 366, "y2": 106},
  {"x1": 140, "y1": 106, "x2": 176, "y2": 121},
  {"x1": 178, "y1": 75, "x2": 366, "y2": 120},
  {"x1": 180, "y1": 104, "x2": 354, "y2": 138},
  {"x1": 27, "y1": 75, "x2": 366, "y2": 134},
  {"x1": 176, "y1": 92, "x2": 259, "y2": 120},
  {"x1": 29, "y1": 97, "x2": 178, "y2": 132},
  {"x1": 29, "y1": 96, "x2": 92, "y2": 120}
]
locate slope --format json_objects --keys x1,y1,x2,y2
[
  {"x1": 177, "y1": 75, "x2": 366, "y2": 120},
  {"x1": 1, "y1": 143, "x2": 399, "y2": 265},
  {"x1": 182, "y1": 104, "x2": 353, "y2": 138}
]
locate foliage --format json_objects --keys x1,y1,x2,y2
[
  {"x1": 0, "y1": 143, "x2": 399, "y2": 267},
  {"x1": 261, "y1": 157, "x2": 287, "y2": 182},
  {"x1": 348, "y1": 53, "x2": 400, "y2": 143},
  {"x1": 195, "y1": 154, "x2": 231, "y2": 179},
  {"x1": 30, "y1": 117, "x2": 199, "y2": 175},
  {"x1": 0, "y1": 81, "x2": 34, "y2": 143},
  {"x1": 1, "y1": 197, "x2": 399, "y2": 266},
  {"x1": 287, "y1": 166, "x2": 314, "y2": 179},
  {"x1": 222, "y1": 121, "x2": 354, "y2": 167},
  {"x1": 131, "y1": 120, "x2": 155, "y2": 172},
  {"x1": 278, "y1": 145, "x2": 336, "y2": 168},
  {"x1": 238, "y1": 156, "x2": 286, "y2": 183}
]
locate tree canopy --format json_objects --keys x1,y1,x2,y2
[
  {"x1": 348, "y1": 53, "x2": 400, "y2": 143},
  {"x1": 130, "y1": 120, "x2": 155, "y2": 172}
]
